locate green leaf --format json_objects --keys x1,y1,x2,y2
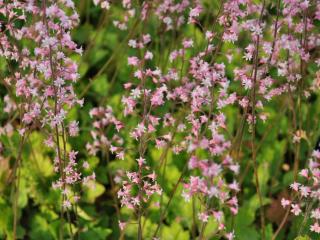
[
  {"x1": 295, "y1": 236, "x2": 311, "y2": 240},
  {"x1": 17, "y1": 177, "x2": 28, "y2": 208},
  {"x1": 256, "y1": 161, "x2": 270, "y2": 194},
  {"x1": 235, "y1": 195, "x2": 271, "y2": 239},
  {"x1": 92, "y1": 75, "x2": 109, "y2": 96},
  {"x1": 162, "y1": 221, "x2": 189, "y2": 240},
  {"x1": 235, "y1": 226, "x2": 259, "y2": 240},
  {"x1": 79, "y1": 227, "x2": 112, "y2": 240},
  {"x1": 0, "y1": 198, "x2": 12, "y2": 237},
  {"x1": 83, "y1": 182, "x2": 105, "y2": 203},
  {"x1": 27, "y1": 132, "x2": 54, "y2": 177},
  {"x1": 29, "y1": 215, "x2": 57, "y2": 240},
  {"x1": 77, "y1": 207, "x2": 94, "y2": 221},
  {"x1": 203, "y1": 218, "x2": 219, "y2": 237}
]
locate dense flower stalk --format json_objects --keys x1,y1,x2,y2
[{"x1": 0, "y1": 0, "x2": 85, "y2": 238}]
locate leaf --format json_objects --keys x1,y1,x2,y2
[
  {"x1": 17, "y1": 177, "x2": 28, "y2": 208},
  {"x1": 162, "y1": 221, "x2": 189, "y2": 240},
  {"x1": 73, "y1": 23, "x2": 93, "y2": 44},
  {"x1": 87, "y1": 156, "x2": 100, "y2": 169},
  {"x1": 165, "y1": 165, "x2": 180, "y2": 188},
  {"x1": 0, "y1": 198, "x2": 12, "y2": 237},
  {"x1": 77, "y1": 207, "x2": 94, "y2": 221},
  {"x1": 83, "y1": 181, "x2": 105, "y2": 203},
  {"x1": 295, "y1": 236, "x2": 311, "y2": 240},
  {"x1": 235, "y1": 195, "x2": 271, "y2": 239},
  {"x1": 203, "y1": 218, "x2": 219, "y2": 237},
  {"x1": 79, "y1": 227, "x2": 112, "y2": 240},
  {"x1": 256, "y1": 161, "x2": 270, "y2": 194},
  {"x1": 235, "y1": 203, "x2": 255, "y2": 228},
  {"x1": 235, "y1": 226, "x2": 259, "y2": 240},
  {"x1": 124, "y1": 217, "x2": 156, "y2": 238},
  {"x1": 92, "y1": 75, "x2": 109, "y2": 96},
  {"x1": 27, "y1": 132, "x2": 54, "y2": 177},
  {"x1": 29, "y1": 215, "x2": 57, "y2": 240}
]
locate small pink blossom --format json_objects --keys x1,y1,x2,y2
[
  {"x1": 311, "y1": 222, "x2": 320, "y2": 233},
  {"x1": 281, "y1": 198, "x2": 291, "y2": 208},
  {"x1": 119, "y1": 221, "x2": 126, "y2": 231},
  {"x1": 291, "y1": 204, "x2": 301, "y2": 216},
  {"x1": 198, "y1": 212, "x2": 209, "y2": 222}
]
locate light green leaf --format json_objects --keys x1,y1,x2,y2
[
  {"x1": 77, "y1": 207, "x2": 94, "y2": 221},
  {"x1": 83, "y1": 182, "x2": 105, "y2": 203},
  {"x1": 295, "y1": 236, "x2": 311, "y2": 240}
]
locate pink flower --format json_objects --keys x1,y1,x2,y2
[
  {"x1": 198, "y1": 212, "x2": 209, "y2": 222},
  {"x1": 136, "y1": 157, "x2": 146, "y2": 167},
  {"x1": 281, "y1": 198, "x2": 291, "y2": 208},
  {"x1": 225, "y1": 231, "x2": 235, "y2": 240},
  {"x1": 311, "y1": 222, "x2": 320, "y2": 233},
  {"x1": 299, "y1": 169, "x2": 309, "y2": 178},
  {"x1": 188, "y1": 156, "x2": 198, "y2": 169},
  {"x1": 299, "y1": 186, "x2": 311, "y2": 197},
  {"x1": 63, "y1": 200, "x2": 71, "y2": 209},
  {"x1": 144, "y1": 51, "x2": 153, "y2": 60},
  {"x1": 183, "y1": 39, "x2": 193, "y2": 48},
  {"x1": 147, "y1": 172, "x2": 156, "y2": 181},
  {"x1": 69, "y1": 121, "x2": 79, "y2": 137},
  {"x1": 119, "y1": 221, "x2": 126, "y2": 231},
  {"x1": 83, "y1": 161, "x2": 90, "y2": 169},
  {"x1": 128, "y1": 39, "x2": 137, "y2": 48},
  {"x1": 290, "y1": 182, "x2": 300, "y2": 191},
  {"x1": 128, "y1": 56, "x2": 140, "y2": 66},
  {"x1": 312, "y1": 150, "x2": 320, "y2": 159},
  {"x1": 291, "y1": 204, "x2": 301, "y2": 216},
  {"x1": 311, "y1": 209, "x2": 320, "y2": 220}
]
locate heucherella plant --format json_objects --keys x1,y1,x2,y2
[
  {"x1": 89, "y1": 0, "x2": 320, "y2": 239},
  {"x1": 281, "y1": 149, "x2": 320, "y2": 234},
  {"x1": 87, "y1": 1, "x2": 241, "y2": 238},
  {"x1": 0, "y1": 0, "x2": 320, "y2": 239},
  {"x1": 0, "y1": 0, "x2": 93, "y2": 239}
]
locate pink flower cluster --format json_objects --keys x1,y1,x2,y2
[
  {"x1": 118, "y1": 159, "x2": 162, "y2": 209},
  {"x1": 86, "y1": 106, "x2": 124, "y2": 157},
  {"x1": 282, "y1": 150, "x2": 320, "y2": 233},
  {"x1": 0, "y1": 0, "x2": 85, "y2": 207},
  {"x1": 91, "y1": 1, "x2": 243, "y2": 237}
]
